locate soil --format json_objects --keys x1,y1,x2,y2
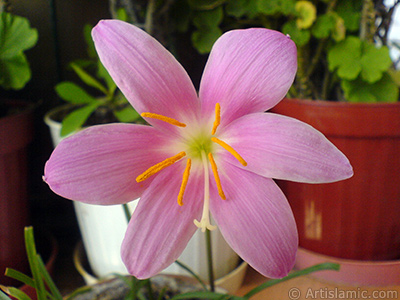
[{"x1": 67, "y1": 275, "x2": 206, "y2": 300}]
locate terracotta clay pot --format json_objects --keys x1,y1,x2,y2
[
  {"x1": 0, "y1": 100, "x2": 34, "y2": 285},
  {"x1": 271, "y1": 98, "x2": 400, "y2": 261}
]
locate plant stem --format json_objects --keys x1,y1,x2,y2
[
  {"x1": 304, "y1": 0, "x2": 337, "y2": 94},
  {"x1": 123, "y1": 203, "x2": 132, "y2": 223},
  {"x1": 174, "y1": 260, "x2": 208, "y2": 291},
  {"x1": 205, "y1": 229, "x2": 215, "y2": 292},
  {"x1": 360, "y1": 0, "x2": 375, "y2": 42},
  {"x1": 144, "y1": 0, "x2": 156, "y2": 35},
  {"x1": 296, "y1": 46, "x2": 312, "y2": 99}
]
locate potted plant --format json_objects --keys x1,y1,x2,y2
[
  {"x1": 44, "y1": 10, "x2": 242, "y2": 286},
  {"x1": 170, "y1": 0, "x2": 400, "y2": 284},
  {"x1": 0, "y1": 3, "x2": 38, "y2": 285},
  {"x1": 0, "y1": 227, "x2": 340, "y2": 300}
]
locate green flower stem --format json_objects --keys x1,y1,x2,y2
[
  {"x1": 123, "y1": 203, "x2": 132, "y2": 222},
  {"x1": 174, "y1": 260, "x2": 208, "y2": 291},
  {"x1": 205, "y1": 229, "x2": 215, "y2": 292}
]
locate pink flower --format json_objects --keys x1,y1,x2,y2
[{"x1": 44, "y1": 20, "x2": 353, "y2": 279}]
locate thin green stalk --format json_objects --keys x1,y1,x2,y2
[
  {"x1": 24, "y1": 227, "x2": 47, "y2": 300},
  {"x1": 123, "y1": 203, "x2": 132, "y2": 223},
  {"x1": 205, "y1": 229, "x2": 215, "y2": 292},
  {"x1": 145, "y1": 280, "x2": 155, "y2": 300},
  {"x1": 144, "y1": 0, "x2": 156, "y2": 35},
  {"x1": 174, "y1": 260, "x2": 208, "y2": 291}
]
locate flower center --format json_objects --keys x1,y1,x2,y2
[{"x1": 136, "y1": 103, "x2": 247, "y2": 231}]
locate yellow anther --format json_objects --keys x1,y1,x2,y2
[
  {"x1": 178, "y1": 158, "x2": 191, "y2": 206},
  {"x1": 211, "y1": 103, "x2": 221, "y2": 135},
  {"x1": 211, "y1": 137, "x2": 247, "y2": 166},
  {"x1": 141, "y1": 112, "x2": 186, "y2": 127},
  {"x1": 136, "y1": 151, "x2": 186, "y2": 183},
  {"x1": 208, "y1": 153, "x2": 226, "y2": 200}
]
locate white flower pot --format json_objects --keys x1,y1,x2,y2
[{"x1": 44, "y1": 106, "x2": 241, "y2": 281}]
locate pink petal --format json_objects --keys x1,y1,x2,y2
[
  {"x1": 44, "y1": 124, "x2": 172, "y2": 205},
  {"x1": 121, "y1": 163, "x2": 203, "y2": 279},
  {"x1": 217, "y1": 113, "x2": 353, "y2": 183},
  {"x1": 199, "y1": 28, "x2": 297, "y2": 128},
  {"x1": 209, "y1": 162, "x2": 298, "y2": 278},
  {"x1": 92, "y1": 20, "x2": 200, "y2": 129}
]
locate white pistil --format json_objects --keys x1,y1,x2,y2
[{"x1": 194, "y1": 151, "x2": 217, "y2": 232}]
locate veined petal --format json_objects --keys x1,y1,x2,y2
[
  {"x1": 44, "y1": 124, "x2": 172, "y2": 204},
  {"x1": 92, "y1": 20, "x2": 200, "y2": 128},
  {"x1": 121, "y1": 163, "x2": 203, "y2": 279},
  {"x1": 210, "y1": 162, "x2": 298, "y2": 278},
  {"x1": 199, "y1": 28, "x2": 297, "y2": 128},
  {"x1": 218, "y1": 113, "x2": 353, "y2": 183}
]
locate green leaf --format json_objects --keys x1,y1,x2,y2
[
  {"x1": 387, "y1": 68, "x2": 400, "y2": 86},
  {"x1": 97, "y1": 60, "x2": 116, "y2": 94},
  {"x1": 0, "y1": 53, "x2": 31, "y2": 89},
  {"x1": 170, "y1": 0, "x2": 192, "y2": 32},
  {"x1": 192, "y1": 26, "x2": 222, "y2": 54},
  {"x1": 70, "y1": 62, "x2": 108, "y2": 95},
  {"x1": 256, "y1": 0, "x2": 296, "y2": 16},
  {"x1": 336, "y1": 0, "x2": 361, "y2": 32},
  {"x1": 191, "y1": 7, "x2": 223, "y2": 54},
  {"x1": 192, "y1": 6, "x2": 223, "y2": 28},
  {"x1": 0, "y1": 291, "x2": 12, "y2": 300},
  {"x1": 295, "y1": 1, "x2": 317, "y2": 29},
  {"x1": 113, "y1": 105, "x2": 142, "y2": 123},
  {"x1": 83, "y1": 24, "x2": 96, "y2": 59},
  {"x1": 282, "y1": 20, "x2": 310, "y2": 47},
  {"x1": 328, "y1": 36, "x2": 362, "y2": 80},
  {"x1": 116, "y1": 7, "x2": 129, "y2": 22},
  {"x1": 360, "y1": 43, "x2": 392, "y2": 83},
  {"x1": 244, "y1": 263, "x2": 340, "y2": 298},
  {"x1": 61, "y1": 102, "x2": 101, "y2": 136},
  {"x1": 0, "y1": 287, "x2": 31, "y2": 300},
  {"x1": 187, "y1": 0, "x2": 226, "y2": 10},
  {"x1": 312, "y1": 13, "x2": 336, "y2": 39},
  {"x1": 332, "y1": 15, "x2": 346, "y2": 42},
  {"x1": 37, "y1": 256, "x2": 63, "y2": 300},
  {"x1": 4, "y1": 268, "x2": 35, "y2": 288},
  {"x1": 226, "y1": 0, "x2": 256, "y2": 18},
  {"x1": 55, "y1": 82, "x2": 97, "y2": 104},
  {"x1": 342, "y1": 73, "x2": 399, "y2": 103},
  {"x1": 0, "y1": 12, "x2": 38, "y2": 59},
  {"x1": 24, "y1": 227, "x2": 46, "y2": 300},
  {"x1": 0, "y1": 12, "x2": 37, "y2": 90}
]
